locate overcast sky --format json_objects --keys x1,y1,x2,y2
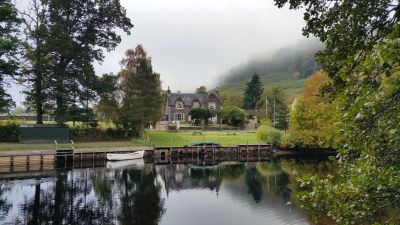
[{"x1": 10, "y1": 0, "x2": 306, "y2": 106}]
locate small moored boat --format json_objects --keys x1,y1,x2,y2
[
  {"x1": 106, "y1": 158, "x2": 145, "y2": 169},
  {"x1": 107, "y1": 150, "x2": 145, "y2": 161}
]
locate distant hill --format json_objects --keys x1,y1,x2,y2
[{"x1": 218, "y1": 39, "x2": 323, "y2": 102}]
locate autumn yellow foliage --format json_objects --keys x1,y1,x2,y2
[{"x1": 283, "y1": 71, "x2": 339, "y2": 149}]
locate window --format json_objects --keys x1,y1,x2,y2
[
  {"x1": 208, "y1": 102, "x2": 216, "y2": 110},
  {"x1": 193, "y1": 101, "x2": 200, "y2": 108},
  {"x1": 175, "y1": 101, "x2": 184, "y2": 109},
  {"x1": 174, "y1": 113, "x2": 185, "y2": 121}
]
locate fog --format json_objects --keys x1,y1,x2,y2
[
  {"x1": 9, "y1": 0, "x2": 306, "y2": 106},
  {"x1": 94, "y1": 0, "x2": 306, "y2": 92},
  {"x1": 220, "y1": 38, "x2": 323, "y2": 85}
]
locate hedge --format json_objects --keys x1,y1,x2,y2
[
  {"x1": 0, "y1": 122, "x2": 135, "y2": 143},
  {"x1": 0, "y1": 121, "x2": 19, "y2": 142},
  {"x1": 70, "y1": 127, "x2": 135, "y2": 142}
]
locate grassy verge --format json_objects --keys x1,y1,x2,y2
[
  {"x1": 0, "y1": 120, "x2": 117, "y2": 129},
  {"x1": 0, "y1": 140, "x2": 148, "y2": 151},
  {"x1": 146, "y1": 130, "x2": 262, "y2": 147},
  {"x1": 0, "y1": 130, "x2": 262, "y2": 151}
]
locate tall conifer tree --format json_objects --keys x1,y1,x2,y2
[
  {"x1": 243, "y1": 74, "x2": 263, "y2": 109},
  {"x1": 119, "y1": 45, "x2": 162, "y2": 137},
  {"x1": 0, "y1": 0, "x2": 20, "y2": 112}
]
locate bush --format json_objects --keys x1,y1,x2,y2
[
  {"x1": 70, "y1": 127, "x2": 135, "y2": 142},
  {"x1": 218, "y1": 106, "x2": 248, "y2": 127},
  {"x1": 0, "y1": 121, "x2": 19, "y2": 142},
  {"x1": 257, "y1": 118, "x2": 272, "y2": 127},
  {"x1": 280, "y1": 133, "x2": 295, "y2": 148},
  {"x1": 189, "y1": 108, "x2": 215, "y2": 125},
  {"x1": 256, "y1": 125, "x2": 282, "y2": 146},
  {"x1": 0, "y1": 122, "x2": 135, "y2": 143}
]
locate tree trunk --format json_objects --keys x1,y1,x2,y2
[
  {"x1": 36, "y1": 98, "x2": 43, "y2": 125},
  {"x1": 138, "y1": 122, "x2": 144, "y2": 138},
  {"x1": 55, "y1": 63, "x2": 67, "y2": 125},
  {"x1": 55, "y1": 91, "x2": 64, "y2": 125},
  {"x1": 34, "y1": 49, "x2": 43, "y2": 125}
]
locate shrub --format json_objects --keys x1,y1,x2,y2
[
  {"x1": 0, "y1": 121, "x2": 19, "y2": 142},
  {"x1": 70, "y1": 127, "x2": 135, "y2": 142},
  {"x1": 280, "y1": 133, "x2": 295, "y2": 148},
  {"x1": 189, "y1": 108, "x2": 215, "y2": 125},
  {"x1": 218, "y1": 106, "x2": 248, "y2": 127},
  {"x1": 257, "y1": 118, "x2": 272, "y2": 127},
  {"x1": 256, "y1": 125, "x2": 282, "y2": 146}
]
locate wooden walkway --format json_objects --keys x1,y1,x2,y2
[
  {"x1": 152, "y1": 144, "x2": 273, "y2": 164},
  {"x1": 0, "y1": 144, "x2": 272, "y2": 176},
  {"x1": 0, "y1": 146, "x2": 152, "y2": 175}
]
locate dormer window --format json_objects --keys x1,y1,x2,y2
[
  {"x1": 175, "y1": 101, "x2": 184, "y2": 109},
  {"x1": 193, "y1": 101, "x2": 200, "y2": 108},
  {"x1": 208, "y1": 102, "x2": 216, "y2": 110}
]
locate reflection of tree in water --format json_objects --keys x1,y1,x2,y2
[
  {"x1": 92, "y1": 170, "x2": 114, "y2": 207},
  {"x1": 190, "y1": 167, "x2": 214, "y2": 180},
  {"x1": 0, "y1": 182, "x2": 12, "y2": 222},
  {"x1": 245, "y1": 167, "x2": 264, "y2": 202},
  {"x1": 220, "y1": 164, "x2": 246, "y2": 181},
  {"x1": 5, "y1": 167, "x2": 165, "y2": 225},
  {"x1": 257, "y1": 161, "x2": 292, "y2": 202},
  {"x1": 279, "y1": 158, "x2": 336, "y2": 205},
  {"x1": 18, "y1": 172, "x2": 116, "y2": 225},
  {"x1": 118, "y1": 168, "x2": 165, "y2": 225},
  {"x1": 243, "y1": 161, "x2": 293, "y2": 203}
]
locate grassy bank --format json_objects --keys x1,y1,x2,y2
[
  {"x1": 0, "y1": 130, "x2": 261, "y2": 151},
  {"x1": 0, "y1": 140, "x2": 148, "y2": 151},
  {"x1": 146, "y1": 130, "x2": 261, "y2": 147}
]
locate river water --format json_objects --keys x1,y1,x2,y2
[{"x1": 0, "y1": 158, "x2": 335, "y2": 225}]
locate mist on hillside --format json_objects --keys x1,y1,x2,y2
[{"x1": 219, "y1": 39, "x2": 324, "y2": 85}]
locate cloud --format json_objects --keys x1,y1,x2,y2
[
  {"x1": 93, "y1": 0, "x2": 305, "y2": 92},
  {"x1": 9, "y1": 0, "x2": 306, "y2": 106}
]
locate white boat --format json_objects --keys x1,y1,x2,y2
[
  {"x1": 106, "y1": 150, "x2": 145, "y2": 161},
  {"x1": 106, "y1": 158, "x2": 145, "y2": 169}
]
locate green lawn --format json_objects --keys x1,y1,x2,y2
[
  {"x1": 0, "y1": 131, "x2": 261, "y2": 151},
  {"x1": 0, "y1": 140, "x2": 147, "y2": 151},
  {"x1": 146, "y1": 130, "x2": 262, "y2": 147}
]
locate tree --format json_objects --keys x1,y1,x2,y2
[
  {"x1": 195, "y1": 86, "x2": 207, "y2": 94},
  {"x1": 258, "y1": 86, "x2": 289, "y2": 130},
  {"x1": 219, "y1": 91, "x2": 243, "y2": 108},
  {"x1": 256, "y1": 125, "x2": 282, "y2": 146},
  {"x1": 274, "y1": 0, "x2": 400, "y2": 91},
  {"x1": 119, "y1": 45, "x2": 162, "y2": 137},
  {"x1": 218, "y1": 106, "x2": 247, "y2": 127},
  {"x1": 189, "y1": 107, "x2": 214, "y2": 126},
  {"x1": 95, "y1": 73, "x2": 120, "y2": 123},
  {"x1": 0, "y1": 0, "x2": 20, "y2": 112},
  {"x1": 274, "y1": 0, "x2": 400, "y2": 223},
  {"x1": 298, "y1": 30, "x2": 400, "y2": 225},
  {"x1": 20, "y1": 0, "x2": 133, "y2": 125},
  {"x1": 284, "y1": 71, "x2": 339, "y2": 149},
  {"x1": 243, "y1": 74, "x2": 263, "y2": 109}
]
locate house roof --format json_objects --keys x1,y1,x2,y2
[{"x1": 167, "y1": 92, "x2": 222, "y2": 106}]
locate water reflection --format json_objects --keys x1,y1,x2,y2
[{"x1": 0, "y1": 159, "x2": 335, "y2": 225}]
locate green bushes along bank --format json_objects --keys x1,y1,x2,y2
[{"x1": 0, "y1": 121, "x2": 135, "y2": 143}]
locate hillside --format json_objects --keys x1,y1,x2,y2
[{"x1": 218, "y1": 39, "x2": 323, "y2": 103}]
